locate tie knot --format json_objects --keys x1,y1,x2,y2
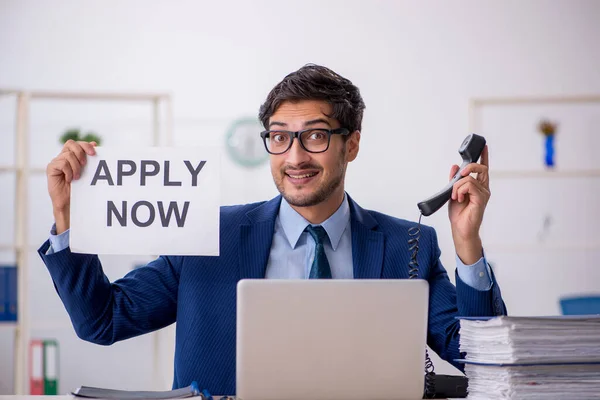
[{"x1": 305, "y1": 225, "x2": 328, "y2": 245}]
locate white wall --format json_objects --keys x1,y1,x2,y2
[{"x1": 1, "y1": 0, "x2": 599, "y2": 395}]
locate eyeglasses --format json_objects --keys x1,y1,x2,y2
[{"x1": 260, "y1": 128, "x2": 350, "y2": 155}]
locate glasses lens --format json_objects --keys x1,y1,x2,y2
[
  {"x1": 265, "y1": 131, "x2": 291, "y2": 154},
  {"x1": 300, "y1": 129, "x2": 330, "y2": 152}
]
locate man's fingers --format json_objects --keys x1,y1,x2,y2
[
  {"x1": 66, "y1": 141, "x2": 90, "y2": 165},
  {"x1": 455, "y1": 178, "x2": 490, "y2": 204},
  {"x1": 58, "y1": 152, "x2": 82, "y2": 180},
  {"x1": 49, "y1": 139, "x2": 96, "y2": 184},
  {"x1": 481, "y1": 145, "x2": 489, "y2": 168},
  {"x1": 61, "y1": 139, "x2": 96, "y2": 162},
  {"x1": 452, "y1": 176, "x2": 474, "y2": 201},
  {"x1": 57, "y1": 158, "x2": 74, "y2": 183},
  {"x1": 79, "y1": 141, "x2": 97, "y2": 156},
  {"x1": 68, "y1": 152, "x2": 83, "y2": 179},
  {"x1": 452, "y1": 176, "x2": 486, "y2": 201},
  {"x1": 457, "y1": 181, "x2": 479, "y2": 203},
  {"x1": 449, "y1": 164, "x2": 460, "y2": 181},
  {"x1": 460, "y1": 163, "x2": 489, "y2": 188},
  {"x1": 460, "y1": 163, "x2": 488, "y2": 176},
  {"x1": 457, "y1": 181, "x2": 480, "y2": 203}
]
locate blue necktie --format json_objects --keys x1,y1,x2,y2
[{"x1": 306, "y1": 225, "x2": 332, "y2": 279}]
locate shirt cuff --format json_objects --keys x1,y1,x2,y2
[
  {"x1": 455, "y1": 249, "x2": 493, "y2": 291},
  {"x1": 47, "y1": 224, "x2": 70, "y2": 255}
]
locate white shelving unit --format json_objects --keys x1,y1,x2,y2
[
  {"x1": 0, "y1": 89, "x2": 172, "y2": 395},
  {"x1": 468, "y1": 95, "x2": 600, "y2": 253},
  {"x1": 490, "y1": 169, "x2": 600, "y2": 179}
]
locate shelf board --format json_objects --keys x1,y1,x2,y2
[
  {"x1": 471, "y1": 95, "x2": 600, "y2": 105},
  {"x1": 0, "y1": 321, "x2": 76, "y2": 331},
  {"x1": 485, "y1": 242, "x2": 600, "y2": 252},
  {"x1": 0, "y1": 88, "x2": 170, "y2": 101},
  {"x1": 0, "y1": 166, "x2": 46, "y2": 174},
  {"x1": 491, "y1": 169, "x2": 600, "y2": 179},
  {"x1": 0, "y1": 244, "x2": 42, "y2": 252}
]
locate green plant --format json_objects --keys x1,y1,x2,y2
[{"x1": 59, "y1": 128, "x2": 102, "y2": 145}]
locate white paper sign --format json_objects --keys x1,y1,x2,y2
[{"x1": 70, "y1": 147, "x2": 220, "y2": 255}]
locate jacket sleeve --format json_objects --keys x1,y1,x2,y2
[
  {"x1": 38, "y1": 240, "x2": 180, "y2": 345},
  {"x1": 424, "y1": 226, "x2": 507, "y2": 370}
]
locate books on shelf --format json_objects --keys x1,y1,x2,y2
[
  {"x1": 0, "y1": 265, "x2": 17, "y2": 322},
  {"x1": 29, "y1": 339, "x2": 60, "y2": 395}
]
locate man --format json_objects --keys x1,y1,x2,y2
[{"x1": 39, "y1": 64, "x2": 506, "y2": 394}]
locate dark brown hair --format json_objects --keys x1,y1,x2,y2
[{"x1": 259, "y1": 64, "x2": 366, "y2": 133}]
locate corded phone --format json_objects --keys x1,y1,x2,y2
[
  {"x1": 417, "y1": 133, "x2": 487, "y2": 217},
  {"x1": 410, "y1": 133, "x2": 487, "y2": 399}
]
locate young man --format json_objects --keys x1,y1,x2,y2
[{"x1": 39, "y1": 64, "x2": 506, "y2": 394}]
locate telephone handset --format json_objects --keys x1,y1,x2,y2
[
  {"x1": 410, "y1": 133, "x2": 486, "y2": 398},
  {"x1": 417, "y1": 133, "x2": 486, "y2": 216}
]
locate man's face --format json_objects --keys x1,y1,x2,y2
[{"x1": 268, "y1": 100, "x2": 359, "y2": 207}]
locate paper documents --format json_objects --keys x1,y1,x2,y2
[{"x1": 459, "y1": 316, "x2": 600, "y2": 399}]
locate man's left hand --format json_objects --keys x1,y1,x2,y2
[{"x1": 448, "y1": 145, "x2": 490, "y2": 265}]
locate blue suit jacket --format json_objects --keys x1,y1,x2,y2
[{"x1": 38, "y1": 195, "x2": 506, "y2": 394}]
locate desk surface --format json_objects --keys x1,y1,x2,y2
[{"x1": 0, "y1": 396, "x2": 457, "y2": 400}]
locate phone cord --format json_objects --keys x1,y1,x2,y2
[{"x1": 408, "y1": 213, "x2": 436, "y2": 399}]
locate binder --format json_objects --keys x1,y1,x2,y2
[
  {"x1": 43, "y1": 339, "x2": 59, "y2": 395},
  {"x1": 7, "y1": 265, "x2": 17, "y2": 321},
  {"x1": 0, "y1": 265, "x2": 17, "y2": 321},
  {"x1": 0, "y1": 266, "x2": 6, "y2": 320},
  {"x1": 29, "y1": 340, "x2": 44, "y2": 395}
]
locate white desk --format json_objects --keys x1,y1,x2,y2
[{"x1": 0, "y1": 396, "x2": 459, "y2": 400}]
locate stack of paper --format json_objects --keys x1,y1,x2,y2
[{"x1": 459, "y1": 316, "x2": 600, "y2": 400}]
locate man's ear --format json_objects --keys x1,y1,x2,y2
[{"x1": 346, "y1": 131, "x2": 361, "y2": 162}]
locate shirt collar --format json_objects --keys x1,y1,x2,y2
[{"x1": 278, "y1": 193, "x2": 350, "y2": 251}]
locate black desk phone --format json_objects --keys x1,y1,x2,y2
[{"x1": 411, "y1": 133, "x2": 486, "y2": 398}]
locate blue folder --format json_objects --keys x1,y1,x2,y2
[{"x1": 0, "y1": 265, "x2": 17, "y2": 322}]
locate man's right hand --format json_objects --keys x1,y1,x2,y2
[{"x1": 46, "y1": 140, "x2": 97, "y2": 234}]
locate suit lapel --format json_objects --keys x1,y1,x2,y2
[
  {"x1": 348, "y1": 196, "x2": 384, "y2": 279},
  {"x1": 239, "y1": 196, "x2": 281, "y2": 279}
]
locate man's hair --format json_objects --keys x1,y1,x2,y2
[{"x1": 259, "y1": 64, "x2": 366, "y2": 133}]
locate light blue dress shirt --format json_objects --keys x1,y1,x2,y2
[
  {"x1": 265, "y1": 194, "x2": 354, "y2": 279},
  {"x1": 48, "y1": 195, "x2": 492, "y2": 290}
]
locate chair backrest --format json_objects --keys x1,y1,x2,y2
[{"x1": 560, "y1": 296, "x2": 600, "y2": 315}]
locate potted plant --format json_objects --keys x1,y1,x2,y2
[{"x1": 59, "y1": 128, "x2": 102, "y2": 145}]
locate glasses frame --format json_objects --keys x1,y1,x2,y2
[{"x1": 260, "y1": 127, "x2": 350, "y2": 155}]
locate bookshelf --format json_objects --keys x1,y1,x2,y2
[
  {"x1": 468, "y1": 95, "x2": 600, "y2": 253},
  {"x1": 0, "y1": 89, "x2": 172, "y2": 394}
]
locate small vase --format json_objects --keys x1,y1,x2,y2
[{"x1": 544, "y1": 134, "x2": 555, "y2": 168}]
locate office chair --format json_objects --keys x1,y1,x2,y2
[{"x1": 559, "y1": 296, "x2": 600, "y2": 315}]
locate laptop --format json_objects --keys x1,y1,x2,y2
[{"x1": 236, "y1": 279, "x2": 429, "y2": 400}]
